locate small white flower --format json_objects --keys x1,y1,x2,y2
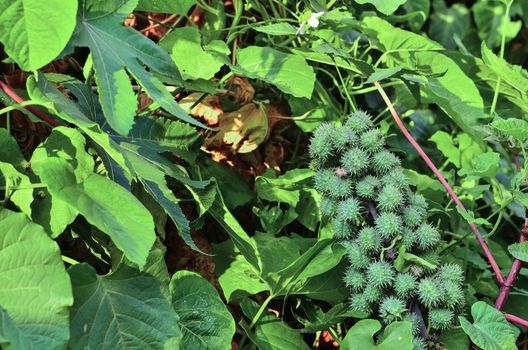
[{"x1": 308, "y1": 11, "x2": 325, "y2": 28}]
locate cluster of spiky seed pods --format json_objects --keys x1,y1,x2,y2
[{"x1": 310, "y1": 111, "x2": 465, "y2": 348}]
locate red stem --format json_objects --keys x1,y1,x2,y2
[
  {"x1": 0, "y1": 80, "x2": 62, "y2": 127},
  {"x1": 374, "y1": 81, "x2": 505, "y2": 285},
  {"x1": 505, "y1": 313, "x2": 528, "y2": 328}
]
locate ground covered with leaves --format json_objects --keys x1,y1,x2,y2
[{"x1": 1, "y1": 0, "x2": 528, "y2": 349}]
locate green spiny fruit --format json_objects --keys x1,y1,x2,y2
[
  {"x1": 379, "y1": 296, "x2": 407, "y2": 323},
  {"x1": 344, "y1": 241, "x2": 370, "y2": 269},
  {"x1": 343, "y1": 268, "x2": 366, "y2": 292},
  {"x1": 415, "y1": 223, "x2": 440, "y2": 250},
  {"x1": 332, "y1": 218, "x2": 353, "y2": 239},
  {"x1": 349, "y1": 293, "x2": 371, "y2": 314},
  {"x1": 439, "y1": 264, "x2": 464, "y2": 284},
  {"x1": 314, "y1": 169, "x2": 353, "y2": 198},
  {"x1": 376, "y1": 184, "x2": 404, "y2": 212},
  {"x1": 337, "y1": 197, "x2": 362, "y2": 223},
  {"x1": 403, "y1": 313, "x2": 422, "y2": 336},
  {"x1": 358, "y1": 226, "x2": 382, "y2": 253},
  {"x1": 372, "y1": 150, "x2": 401, "y2": 174},
  {"x1": 428, "y1": 309, "x2": 454, "y2": 330},
  {"x1": 332, "y1": 126, "x2": 358, "y2": 151},
  {"x1": 382, "y1": 168, "x2": 409, "y2": 189},
  {"x1": 320, "y1": 198, "x2": 337, "y2": 217},
  {"x1": 401, "y1": 227, "x2": 416, "y2": 248},
  {"x1": 375, "y1": 212, "x2": 402, "y2": 239},
  {"x1": 403, "y1": 205, "x2": 425, "y2": 228},
  {"x1": 360, "y1": 128, "x2": 385, "y2": 152},
  {"x1": 418, "y1": 277, "x2": 443, "y2": 308},
  {"x1": 345, "y1": 110, "x2": 373, "y2": 133},
  {"x1": 341, "y1": 147, "x2": 369, "y2": 175},
  {"x1": 356, "y1": 175, "x2": 381, "y2": 199},
  {"x1": 394, "y1": 273, "x2": 417, "y2": 298},
  {"x1": 442, "y1": 281, "x2": 465, "y2": 309},
  {"x1": 363, "y1": 284, "x2": 381, "y2": 303},
  {"x1": 412, "y1": 337, "x2": 428, "y2": 350},
  {"x1": 367, "y1": 261, "x2": 395, "y2": 288},
  {"x1": 309, "y1": 122, "x2": 335, "y2": 161}
]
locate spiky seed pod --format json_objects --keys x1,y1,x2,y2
[
  {"x1": 309, "y1": 122, "x2": 335, "y2": 161},
  {"x1": 314, "y1": 169, "x2": 353, "y2": 198},
  {"x1": 403, "y1": 313, "x2": 422, "y2": 336},
  {"x1": 377, "y1": 184, "x2": 404, "y2": 212},
  {"x1": 332, "y1": 218, "x2": 353, "y2": 239},
  {"x1": 372, "y1": 150, "x2": 401, "y2": 174},
  {"x1": 442, "y1": 281, "x2": 465, "y2": 309},
  {"x1": 343, "y1": 268, "x2": 366, "y2": 292},
  {"x1": 429, "y1": 309, "x2": 455, "y2": 330},
  {"x1": 418, "y1": 277, "x2": 443, "y2": 308},
  {"x1": 356, "y1": 175, "x2": 381, "y2": 199},
  {"x1": 337, "y1": 197, "x2": 362, "y2": 223},
  {"x1": 367, "y1": 261, "x2": 395, "y2": 288},
  {"x1": 412, "y1": 337, "x2": 428, "y2": 350},
  {"x1": 403, "y1": 205, "x2": 425, "y2": 228},
  {"x1": 332, "y1": 127, "x2": 358, "y2": 151},
  {"x1": 379, "y1": 296, "x2": 407, "y2": 323},
  {"x1": 375, "y1": 212, "x2": 402, "y2": 239},
  {"x1": 341, "y1": 147, "x2": 369, "y2": 175},
  {"x1": 409, "y1": 193, "x2": 428, "y2": 213},
  {"x1": 320, "y1": 198, "x2": 337, "y2": 217},
  {"x1": 349, "y1": 294, "x2": 371, "y2": 315},
  {"x1": 394, "y1": 273, "x2": 417, "y2": 298},
  {"x1": 439, "y1": 264, "x2": 464, "y2": 284},
  {"x1": 345, "y1": 110, "x2": 373, "y2": 133},
  {"x1": 344, "y1": 241, "x2": 370, "y2": 269},
  {"x1": 415, "y1": 223, "x2": 440, "y2": 250},
  {"x1": 360, "y1": 129, "x2": 385, "y2": 152},
  {"x1": 401, "y1": 227, "x2": 416, "y2": 248},
  {"x1": 358, "y1": 226, "x2": 382, "y2": 254},
  {"x1": 382, "y1": 168, "x2": 409, "y2": 190},
  {"x1": 363, "y1": 284, "x2": 381, "y2": 303}
]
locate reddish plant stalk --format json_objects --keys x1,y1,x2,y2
[
  {"x1": 374, "y1": 81, "x2": 505, "y2": 285},
  {"x1": 0, "y1": 80, "x2": 62, "y2": 127},
  {"x1": 505, "y1": 313, "x2": 528, "y2": 327}
]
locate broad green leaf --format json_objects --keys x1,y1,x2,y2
[
  {"x1": 341, "y1": 320, "x2": 414, "y2": 350},
  {"x1": 0, "y1": 162, "x2": 33, "y2": 217},
  {"x1": 473, "y1": 1, "x2": 521, "y2": 49},
  {"x1": 235, "y1": 46, "x2": 316, "y2": 98},
  {"x1": 490, "y1": 118, "x2": 528, "y2": 142},
  {"x1": 366, "y1": 66, "x2": 404, "y2": 83},
  {"x1": 298, "y1": 303, "x2": 367, "y2": 333},
  {"x1": 0, "y1": 0, "x2": 77, "y2": 70},
  {"x1": 508, "y1": 242, "x2": 528, "y2": 262},
  {"x1": 455, "y1": 207, "x2": 492, "y2": 227},
  {"x1": 439, "y1": 327, "x2": 470, "y2": 350},
  {"x1": 459, "y1": 301, "x2": 519, "y2": 350},
  {"x1": 354, "y1": 0, "x2": 407, "y2": 15},
  {"x1": 429, "y1": 2, "x2": 470, "y2": 49},
  {"x1": 254, "y1": 23, "x2": 298, "y2": 35},
  {"x1": 0, "y1": 211, "x2": 72, "y2": 350},
  {"x1": 459, "y1": 152, "x2": 500, "y2": 179},
  {"x1": 68, "y1": 263, "x2": 181, "y2": 349},
  {"x1": 240, "y1": 298, "x2": 310, "y2": 350},
  {"x1": 69, "y1": 0, "x2": 205, "y2": 134},
  {"x1": 403, "y1": 0, "x2": 430, "y2": 31},
  {"x1": 160, "y1": 26, "x2": 230, "y2": 80},
  {"x1": 0, "y1": 129, "x2": 27, "y2": 170},
  {"x1": 137, "y1": 0, "x2": 196, "y2": 14},
  {"x1": 394, "y1": 245, "x2": 437, "y2": 272},
  {"x1": 481, "y1": 43, "x2": 528, "y2": 95},
  {"x1": 39, "y1": 158, "x2": 155, "y2": 268},
  {"x1": 291, "y1": 262, "x2": 348, "y2": 304},
  {"x1": 170, "y1": 271, "x2": 235, "y2": 350},
  {"x1": 362, "y1": 17, "x2": 486, "y2": 140}
]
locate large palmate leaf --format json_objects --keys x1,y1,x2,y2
[
  {"x1": 68, "y1": 0, "x2": 204, "y2": 134},
  {"x1": 170, "y1": 271, "x2": 235, "y2": 350},
  {"x1": 38, "y1": 157, "x2": 155, "y2": 268},
  {"x1": 0, "y1": 211, "x2": 72, "y2": 350},
  {"x1": 354, "y1": 0, "x2": 407, "y2": 15},
  {"x1": 473, "y1": 0, "x2": 521, "y2": 49},
  {"x1": 0, "y1": 0, "x2": 77, "y2": 70},
  {"x1": 341, "y1": 320, "x2": 414, "y2": 350},
  {"x1": 68, "y1": 263, "x2": 181, "y2": 350},
  {"x1": 429, "y1": 2, "x2": 470, "y2": 49},
  {"x1": 459, "y1": 301, "x2": 519, "y2": 350},
  {"x1": 361, "y1": 17, "x2": 486, "y2": 140},
  {"x1": 481, "y1": 43, "x2": 528, "y2": 95}
]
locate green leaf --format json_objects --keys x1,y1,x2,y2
[
  {"x1": 70, "y1": 0, "x2": 205, "y2": 134},
  {"x1": 473, "y1": 1, "x2": 522, "y2": 49},
  {"x1": 353, "y1": 0, "x2": 407, "y2": 15},
  {"x1": 508, "y1": 242, "x2": 528, "y2": 262},
  {"x1": 366, "y1": 66, "x2": 404, "y2": 83},
  {"x1": 439, "y1": 327, "x2": 470, "y2": 350},
  {"x1": 170, "y1": 271, "x2": 235, "y2": 350},
  {"x1": 429, "y1": 2, "x2": 470, "y2": 49},
  {"x1": 341, "y1": 320, "x2": 414, "y2": 350},
  {"x1": 0, "y1": 0, "x2": 78, "y2": 70},
  {"x1": 240, "y1": 298, "x2": 310, "y2": 350},
  {"x1": 0, "y1": 162, "x2": 33, "y2": 217},
  {"x1": 481, "y1": 43, "x2": 528, "y2": 95},
  {"x1": 136, "y1": 0, "x2": 196, "y2": 14},
  {"x1": 235, "y1": 46, "x2": 316, "y2": 98},
  {"x1": 0, "y1": 211, "x2": 72, "y2": 350},
  {"x1": 68, "y1": 263, "x2": 181, "y2": 349},
  {"x1": 160, "y1": 26, "x2": 229, "y2": 80},
  {"x1": 39, "y1": 158, "x2": 155, "y2": 268},
  {"x1": 458, "y1": 152, "x2": 500, "y2": 179},
  {"x1": 297, "y1": 303, "x2": 367, "y2": 333},
  {"x1": 459, "y1": 301, "x2": 519, "y2": 350},
  {"x1": 0, "y1": 129, "x2": 27, "y2": 170},
  {"x1": 455, "y1": 207, "x2": 492, "y2": 227},
  {"x1": 394, "y1": 245, "x2": 437, "y2": 272},
  {"x1": 490, "y1": 118, "x2": 528, "y2": 142},
  {"x1": 254, "y1": 23, "x2": 298, "y2": 35}
]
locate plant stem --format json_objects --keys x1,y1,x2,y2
[
  {"x1": 238, "y1": 294, "x2": 274, "y2": 348},
  {"x1": 374, "y1": 81, "x2": 505, "y2": 285},
  {"x1": 505, "y1": 313, "x2": 528, "y2": 327}
]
